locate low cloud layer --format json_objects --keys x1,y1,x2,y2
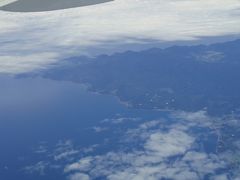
[
  {"x1": 22, "y1": 111, "x2": 240, "y2": 179},
  {"x1": 0, "y1": 0, "x2": 240, "y2": 73},
  {"x1": 63, "y1": 111, "x2": 229, "y2": 180}
]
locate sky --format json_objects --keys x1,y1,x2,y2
[{"x1": 0, "y1": 0, "x2": 240, "y2": 74}]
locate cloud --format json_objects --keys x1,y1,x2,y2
[
  {"x1": 35, "y1": 145, "x2": 48, "y2": 154},
  {"x1": 64, "y1": 157, "x2": 94, "y2": 172},
  {"x1": 0, "y1": 0, "x2": 17, "y2": 7},
  {"x1": 0, "y1": 0, "x2": 240, "y2": 73},
  {"x1": 101, "y1": 117, "x2": 140, "y2": 124},
  {"x1": 22, "y1": 111, "x2": 239, "y2": 179},
  {"x1": 210, "y1": 174, "x2": 229, "y2": 180},
  {"x1": 52, "y1": 140, "x2": 80, "y2": 161},
  {"x1": 0, "y1": 53, "x2": 58, "y2": 74},
  {"x1": 54, "y1": 149, "x2": 79, "y2": 161},
  {"x1": 68, "y1": 173, "x2": 90, "y2": 180},
  {"x1": 144, "y1": 129, "x2": 194, "y2": 158},
  {"x1": 171, "y1": 110, "x2": 215, "y2": 127},
  {"x1": 182, "y1": 151, "x2": 225, "y2": 176},
  {"x1": 193, "y1": 51, "x2": 225, "y2": 63},
  {"x1": 24, "y1": 161, "x2": 49, "y2": 175},
  {"x1": 63, "y1": 112, "x2": 227, "y2": 180},
  {"x1": 92, "y1": 126, "x2": 108, "y2": 133}
]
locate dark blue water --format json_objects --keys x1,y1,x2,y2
[
  {"x1": 0, "y1": 76, "x2": 170, "y2": 180},
  {"x1": 1, "y1": 75, "x2": 238, "y2": 180}
]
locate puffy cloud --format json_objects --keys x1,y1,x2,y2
[
  {"x1": 0, "y1": 0, "x2": 240, "y2": 73},
  {"x1": 210, "y1": 174, "x2": 229, "y2": 180},
  {"x1": 22, "y1": 111, "x2": 239, "y2": 179},
  {"x1": 64, "y1": 157, "x2": 94, "y2": 172},
  {"x1": 91, "y1": 126, "x2": 108, "y2": 133},
  {"x1": 171, "y1": 110, "x2": 215, "y2": 127},
  {"x1": 182, "y1": 151, "x2": 225, "y2": 175},
  {"x1": 63, "y1": 112, "x2": 227, "y2": 180},
  {"x1": 144, "y1": 130, "x2": 194, "y2": 158},
  {"x1": 68, "y1": 173, "x2": 90, "y2": 180}
]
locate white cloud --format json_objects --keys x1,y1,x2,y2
[
  {"x1": 68, "y1": 173, "x2": 90, "y2": 180},
  {"x1": 24, "y1": 161, "x2": 49, "y2": 175},
  {"x1": 193, "y1": 51, "x2": 225, "y2": 63},
  {"x1": 0, "y1": 0, "x2": 240, "y2": 73},
  {"x1": 0, "y1": 53, "x2": 58, "y2": 74},
  {"x1": 182, "y1": 151, "x2": 225, "y2": 175},
  {"x1": 102, "y1": 117, "x2": 140, "y2": 124},
  {"x1": 144, "y1": 130, "x2": 194, "y2": 158},
  {"x1": 64, "y1": 157, "x2": 94, "y2": 173},
  {"x1": 92, "y1": 126, "x2": 108, "y2": 133},
  {"x1": 63, "y1": 112, "x2": 227, "y2": 180},
  {"x1": 54, "y1": 149, "x2": 79, "y2": 161},
  {"x1": 50, "y1": 139, "x2": 80, "y2": 161},
  {"x1": 210, "y1": 174, "x2": 229, "y2": 180},
  {"x1": 172, "y1": 110, "x2": 215, "y2": 127},
  {"x1": 21, "y1": 111, "x2": 239, "y2": 179}
]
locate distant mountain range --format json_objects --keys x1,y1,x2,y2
[{"x1": 23, "y1": 39, "x2": 240, "y2": 116}]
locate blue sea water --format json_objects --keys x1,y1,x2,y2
[
  {"x1": 0, "y1": 75, "x2": 239, "y2": 180},
  {"x1": 0, "y1": 76, "x2": 171, "y2": 180}
]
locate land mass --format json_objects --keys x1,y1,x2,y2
[{"x1": 21, "y1": 39, "x2": 240, "y2": 116}]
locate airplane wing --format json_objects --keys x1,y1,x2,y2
[{"x1": 0, "y1": 0, "x2": 113, "y2": 12}]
